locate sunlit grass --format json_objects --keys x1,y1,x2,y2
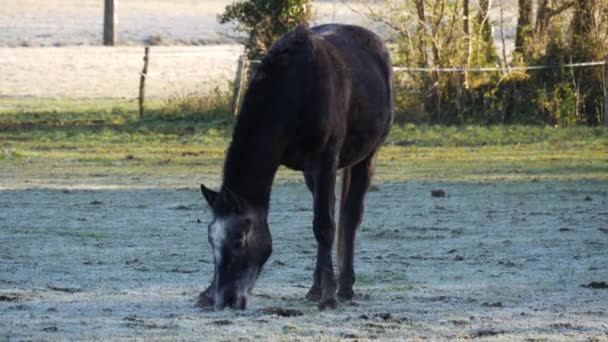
[{"x1": 1, "y1": 98, "x2": 607, "y2": 188}]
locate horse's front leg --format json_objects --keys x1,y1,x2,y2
[
  {"x1": 309, "y1": 147, "x2": 339, "y2": 310},
  {"x1": 195, "y1": 278, "x2": 215, "y2": 308}
]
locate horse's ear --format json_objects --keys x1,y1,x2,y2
[
  {"x1": 262, "y1": 23, "x2": 309, "y2": 68},
  {"x1": 293, "y1": 24, "x2": 310, "y2": 44},
  {"x1": 200, "y1": 184, "x2": 218, "y2": 207},
  {"x1": 294, "y1": 23, "x2": 309, "y2": 33},
  {"x1": 223, "y1": 188, "x2": 247, "y2": 213}
]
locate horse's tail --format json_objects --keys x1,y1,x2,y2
[{"x1": 337, "y1": 167, "x2": 352, "y2": 273}]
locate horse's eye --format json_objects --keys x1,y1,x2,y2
[
  {"x1": 232, "y1": 238, "x2": 243, "y2": 250},
  {"x1": 207, "y1": 230, "x2": 213, "y2": 245}
]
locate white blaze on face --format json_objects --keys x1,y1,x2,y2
[{"x1": 210, "y1": 218, "x2": 227, "y2": 265}]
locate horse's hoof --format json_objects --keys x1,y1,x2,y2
[
  {"x1": 305, "y1": 287, "x2": 322, "y2": 302},
  {"x1": 195, "y1": 291, "x2": 214, "y2": 308},
  {"x1": 337, "y1": 288, "x2": 355, "y2": 302},
  {"x1": 318, "y1": 297, "x2": 338, "y2": 310}
]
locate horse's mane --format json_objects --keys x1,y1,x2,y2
[{"x1": 221, "y1": 26, "x2": 315, "y2": 205}]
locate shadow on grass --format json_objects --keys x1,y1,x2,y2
[
  {"x1": 0, "y1": 107, "x2": 235, "y2": 138},
  {"x1": 1, "y1": 97, "x2": 607, "y2": 149}
]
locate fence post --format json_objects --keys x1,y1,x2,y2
[
  {"x1": 103, "y1": 0, "x2": 117, "y2": 46},
  {"x1": 139, "y1": 46, "x2": 150, "y2": 119},
  {"x1": 232, "y1": 55, "x2": 246, "y2": 116},
  {"x1": 604, "y1": 61, "x2": 608, "y2": 125}
]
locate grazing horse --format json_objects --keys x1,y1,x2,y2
[{"x1": 197, "y1": 24, "x2": 393, "y2": 310}]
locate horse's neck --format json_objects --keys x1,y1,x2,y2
[{"x1": 222, "y1": 120, "x2": 284, "y2": 208}]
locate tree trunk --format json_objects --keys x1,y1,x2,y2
[
  {"x1": 515, "y1": 0, "x2": 533, "y2": 57},
  {"x1": 478, "y1": 0, "x2": 493, "y2": 46},
  {"x1": 535, "y1": 0, "x2": 551, "y2": 41},
  {"x1": 604, "y1": 61, "x2": 608, "y2": 126},
  {"x1": 463, "y1": 0, "x2": 471, "y2": 88},
  {"x1": 478, "y1": 0, "x2": 497, "y2": 62},
  {"x1": 414, "y1": 0, "x2": 428, "y2": 67},
  {"x1": 429, "y1": 0, "x2": 444, "y2": 122},
  {"x1": 571, "y1": 0, "x2": 595, "y2": 40},
  {"x1": 536, "y1": 0, "x2": 576, "y2": 44},
  {"x1": 570, "y1": 0, "x2": 599, "y2": 124}
]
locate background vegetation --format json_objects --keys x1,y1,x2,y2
[
  {"x1": 364, "y1": 0, "x2": 608, "y2": 125},
  {"x1": 218, "y1": 0, "x2": 312, "y2": 59}
]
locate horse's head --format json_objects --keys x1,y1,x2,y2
[{"x1": 200, "y1": 184, "x2": 272, "y2": 310}]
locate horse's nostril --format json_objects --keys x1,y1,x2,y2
[{"x1": 225, "y1": 294, "x2": 236, "y2": 308}]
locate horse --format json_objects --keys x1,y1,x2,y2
[{"x1": 196, "y1": 23, "x2": 393, "y2": 310}]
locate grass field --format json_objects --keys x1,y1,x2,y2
[
  {"x1": 1, "y1": 99, "x2": 608, "y2": 340},
  {"x1": 1, "y1": 98, "x2": 607, "y2": 189}
]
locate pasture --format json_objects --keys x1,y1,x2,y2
[{"x1": 1, "y1": 102, "x2": 607, "y2": 340}]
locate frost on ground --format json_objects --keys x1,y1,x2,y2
[
  {"x1": 1, "y1": 181, "x2": 607, "y2": 340},
  {"x1": 0, "y1": 0, "x2": 242, "y2": 47},
  {"x1": 0, "y1": 45, "x2": 243, "y2": 98},
  {"x1": 0, "y1": 0, "x2": 375, "y2": 99},
  {"x1": 0, "y1": 0, "x2": 369, "y2": 47}
]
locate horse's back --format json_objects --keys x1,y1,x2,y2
[
  {"x1": 310, "y1": 24, "x2": 393, "y2": 167},
  {"x1": 312, "y1": 24, "x2": 392, "y2": 84}
]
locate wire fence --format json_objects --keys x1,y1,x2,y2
[
  {"x1": 1, "y1": 45, "x2": 606, "y2": 125},
  {"x1": 226, "y1": 55, "x2": 608, "y2": 124},
  {"x1": 391, "y1": 59, "x2": 608, "y2": 125},
  {"x1": 392, "y1": 61, "x2": 607, "y2": 73}
]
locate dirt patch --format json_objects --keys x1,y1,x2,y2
[
  {"x1": 582, "y1": 281, "x2": 608, "y2": 289},
  {"x1": 431, "y1": 189, "x2": 447, "y2": 197},
  {"x1": 0, "y1": 294, "x2": 21, "y2": 302},
  {"x1": 211, "y1": 319, "x2": 234, "y2": 326},
  {"x1": 46, "y1": 284, "x2": 83, "y2": 293},
  {"x1": 473, "y1": 329, "x2": 504, "y2": 338},
  {"x1": 261, "y1": 307, "x2": 304, "y2": 317}
]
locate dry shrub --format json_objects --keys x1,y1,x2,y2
[{"x1": 162, "y1": 85, "x2": 233, "y2": 121}]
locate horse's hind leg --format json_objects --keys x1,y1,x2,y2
[{"x1": 337, "y1": 155, "x2": 375, "y2": 301}]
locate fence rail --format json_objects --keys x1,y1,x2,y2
[{"x1": 392, "y1": 61, "x2": 607, "y2": 73}]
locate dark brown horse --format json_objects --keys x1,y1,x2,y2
[{"x1": 197, "y1": 24, "x2": 393, "y2": 310}]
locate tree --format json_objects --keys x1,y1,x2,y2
[
  {"x1": 477, "y1": 0, "x2": 494, "y2": 58},
  {"x1": 358, "y1": 0, "x2": 604, "y2": 125},
  {"x1": 514, "y1": 0, "x2": 533, "y2": 58},
  {"x1": 463, "y1": 0, "x2": 471, "y2": 87},
  {"x1": 218, "y1": 0, "x2": 312, "y2": 59},
  {"x1": 535, "y1": 0, "x2": 575, "y2": 44},
  {"x1": 569, "y1": 0, "x2": 602, "y2": 124},
  {"x1": 414, "y1": 0, "x2": 428, "y2": 68},
  {"x1": 570, "y1": 0, "x2": 596, "y2": 45}
]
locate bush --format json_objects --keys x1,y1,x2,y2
[
  {"x1": 162, "y1": 86, "x2": 233, "y2": 122},
  {"x1": 218, "y1": 0, "x2": 311, "y2": 59},
  {"x1": 376, "y1": 0, "x2": 607, "y2": 126}
]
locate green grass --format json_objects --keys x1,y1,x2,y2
[{"x1": 1, "y1": 97, "x2": 607, "y2": 189}]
